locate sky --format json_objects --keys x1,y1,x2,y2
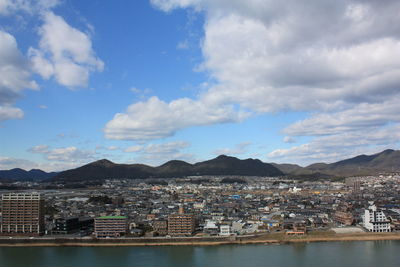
[{"x1": 1, "y1": 0, "x2": 400, "y2": 171}]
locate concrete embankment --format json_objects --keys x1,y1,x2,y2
[{"x1": 1, "y1": 232, "x2": 400, "y2": 247}]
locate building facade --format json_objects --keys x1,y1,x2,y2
[
  {"x1": 168, "y1": 206, "x2": 195, "y2": 236},
  {"x1": 0, "y1": 192, "x2": 44, "y2": 235},
  {"x1": 52, "y1": 217, "x2": 94, "y2": 235},
  {"x1": 94, "y1": 216, "x2": 127, "y2": 238},
  {"x1": 153, "y1": 220, "x2": 168, "y2": 236},
  {"x1": 363, "y1": 205, "x2": 391, "y2": 232}
]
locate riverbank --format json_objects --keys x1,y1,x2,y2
[{"x1": 1, "y1": 232, "x2": 400, "y2": 247}]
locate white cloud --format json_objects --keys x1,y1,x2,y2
[
  {"x1": 0, "y1": 155, "x2": 86, "y2": 172},
  {"x1": 213, "y1": 142, "x2": 251, "y2": 155},
  {"x1": 0, "y1": 106, "x2": 24, "y2": 120},
  {"x1": 149, "y1": 0, "x2": 400, "y2": 111},
  {"x1": 147, "y1": 0, "x2": 400, "y2": 163},
  {"x1": 0, "y1": 30, "x2": 38, "y2": 121},
  {"x1": 28, "y1": 145, "x2": 97, "y2": 163},
  {"x1": 0, "y1": 156, "x2": 37, "y2": 170},
  {"x1": 177, "y1": 40, "x2": 189, "y2": 50},
  {"x1": 131, "y1": 141, "x2": 194, "y2": 166},
  {"x1": 29, "y1": 11, "x2": 104, "y2": 88},
  {"x1": 125, "y1": 141, "x2": 194, "y2": 166},
  {"x1": 283, "y1": 136, "x2": 295, "y2": 144},
  {"x1": 104, "y1": 96, "x2": 248, "y2": 140},
  {"x1": 0, "y1": 0, "x2": 59, "y2": 15},
  {"x1": 28, "y1": 145, "x2": 49, "y2": 154},
  {"x1": 285, "y1": 99, "x2": 400, "y2": 137},
  {"x1": 268, "y1": 125, "x2": 400, "y2": 165},
  {"x1": 124, "y1": 145, "x2": 143, "y2": 153},
  {"x1": 1, "y1": 3, "x2": 101, "y2": 122}
]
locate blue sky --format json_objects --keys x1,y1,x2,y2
[{"x1": 1, "y1": 0, "x2": 400, "y2": 171}]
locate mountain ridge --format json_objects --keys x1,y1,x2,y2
[
  {"x1": 50, "y1": 155, "x2": 283, "y2": 182},
  {"x1": 2, "y1": 149, "x2": 400, "y2": 182},
  {"x1": 0, "y1": 168, "x2": 58, "y2": 181}
]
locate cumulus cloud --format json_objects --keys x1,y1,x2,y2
[
  {"x1": 268, "y1": 125, "x2": 400, "y2": 165},
  {"x1": 124, "y1": 141, "x2": 194, "y2": 166},
  {"x1": 29, "y1": 11, "x2": 104, "y2": 88},
  {"x1": 0, "y1": 30, "x2": 38, "y2": 121},
  {"x1": 148, "y1": 0, "x2": 400, "y2": 112},
  {"x1": 29, "y1": 145, "x2": 97, "y2": 164},
  {"x1": 1, "y1": 2, "x2": 102, "y2": 122},
  {"x1": 104, "y1": 96, "x2": 248, "y2": 140},
  {"x1": 146, "y1": 0, "x2": 400, "y2": 163},
  {"x1": 285, "y1": 99, "x2": 400, "y2": 137}
]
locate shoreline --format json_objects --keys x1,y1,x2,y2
[{"x1": 1, "y1": 232, "x2": 400, "y2": 247}]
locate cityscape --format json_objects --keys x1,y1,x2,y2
[
  {"x1": 1, "y1": 157, "x2": 399, "y2": 244},
  {"x1": 1, "y1": 0, "x2": 400, "y2": 266}
]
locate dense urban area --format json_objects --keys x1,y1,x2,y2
[{"x1": 1, "y1": 173, "x2": 400, "y2": 241}]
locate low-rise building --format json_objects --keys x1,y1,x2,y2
[
  {"x1": 219, "y1": 225, "x2": 231, "y2": 236},
  {"x1": 94, "y1": 216, "x2": 127, "y2": 238}
]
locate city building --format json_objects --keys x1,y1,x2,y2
[
  {"x1": 0, "y1": 192, "x2": 44, "y2": 236},
  {"x1": 94, "y1": 216, "x2": 127, "y2": 238},
  {"x1": 363, "y1": 204, "x2": 391, "y2": 232},
  {"x1": 168, "y1": 206, "x2": 195, "y2": 236},
  {"x1": 219, "y1": 225, "x2": 231, "y2": 236},
  {"x1": 52, "y1": 217, "x2": 94, "y2": 235},
  {"x1": 334, "y1": 204, "x2": 354, "y2": 225},
  {"x1": 153, "y1": 220, "x2": 168, "y2": 236}
]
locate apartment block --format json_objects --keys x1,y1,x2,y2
[
  {"x1": 0, "y1": 192, "x2": 44, "y2": 235},
  {"x1": 94, "y1": 216, "x2": 127, "y2": 238}
]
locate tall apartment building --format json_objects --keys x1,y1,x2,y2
[
  {"x1": 363, "y1": 204, "x2": 391, "y2": 232},
  {"x1": 0, "y1": 192, "x2": 44, "y2": 235},
  {"x1": 94, "y1": 216, "x2": 127, "y2": 238},
  {"x1": 168, "y1": 206, "x2": 195, "y2": 236}
]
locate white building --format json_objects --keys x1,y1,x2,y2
[
  {"x1": 363, "y1": 205, "x2": 391, "y2": 232},
  {"x1": 219, "y1": 225, "x2": 231, "y2": 236}
]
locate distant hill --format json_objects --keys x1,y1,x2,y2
[
  {"x1": 50, "y1": 155, "x2": 284, "y2": 182},
  {"x1": 271, "y1": 163, "x2": 303, "y2": 174},
  {"x1": 287, "y1": 149, "x2": 400, "y2": 177},
  {"x1": 5, "y1": 149, "x2": 400, "y2": 182},
  {"x1": 0, "y1": 168, "x2": 58, "y2": 181}
]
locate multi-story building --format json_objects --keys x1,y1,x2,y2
[
  {"x1": 52, "y1": 217, "x2": 94, "y2": 235},
  {"x1": 0, "y1": 192, "x2": 44, "y2": 235},
  {"x1": 219, "y1": 225, "x2": 231, "y2": 236},
  {"x1": 94, "y1": 216, "x2": 127, "y2": 238},
  {"x1": 363, "y1": 204, "x2": 391, "y2": 232},
  {"x1": 168, "y1": 206, "x2": 195, "y2": 236},
  {"x1": 153, "y1": 220, "x2": 168, "y2": 236},
  {"x1": 334, "y1": 203, "x2": 354, "y2": 225}
]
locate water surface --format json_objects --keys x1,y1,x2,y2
[{"x1": 0, "y1": 240, "x2": 399, "y2": 267}]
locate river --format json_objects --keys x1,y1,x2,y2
[{"x1": 0, "y1": 240, "x2": 399, "y2": 267}]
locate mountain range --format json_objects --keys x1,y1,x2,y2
[
  {"x1": 50, "y1": 155, "x2": 283, "y2": 182},
  {"x1": 1, "y1": 149, "x2": 399, "y2": 182},
  {"x1": 278, "y1": 149, "x2": 400, "y2": 178},
  {"x1": 0, "y1": 168, "x2": 58, "y2": 181}
]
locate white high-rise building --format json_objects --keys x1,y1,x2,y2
[{"x1": 362, "y1": 204, "x2": 391, "y2": 232}]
